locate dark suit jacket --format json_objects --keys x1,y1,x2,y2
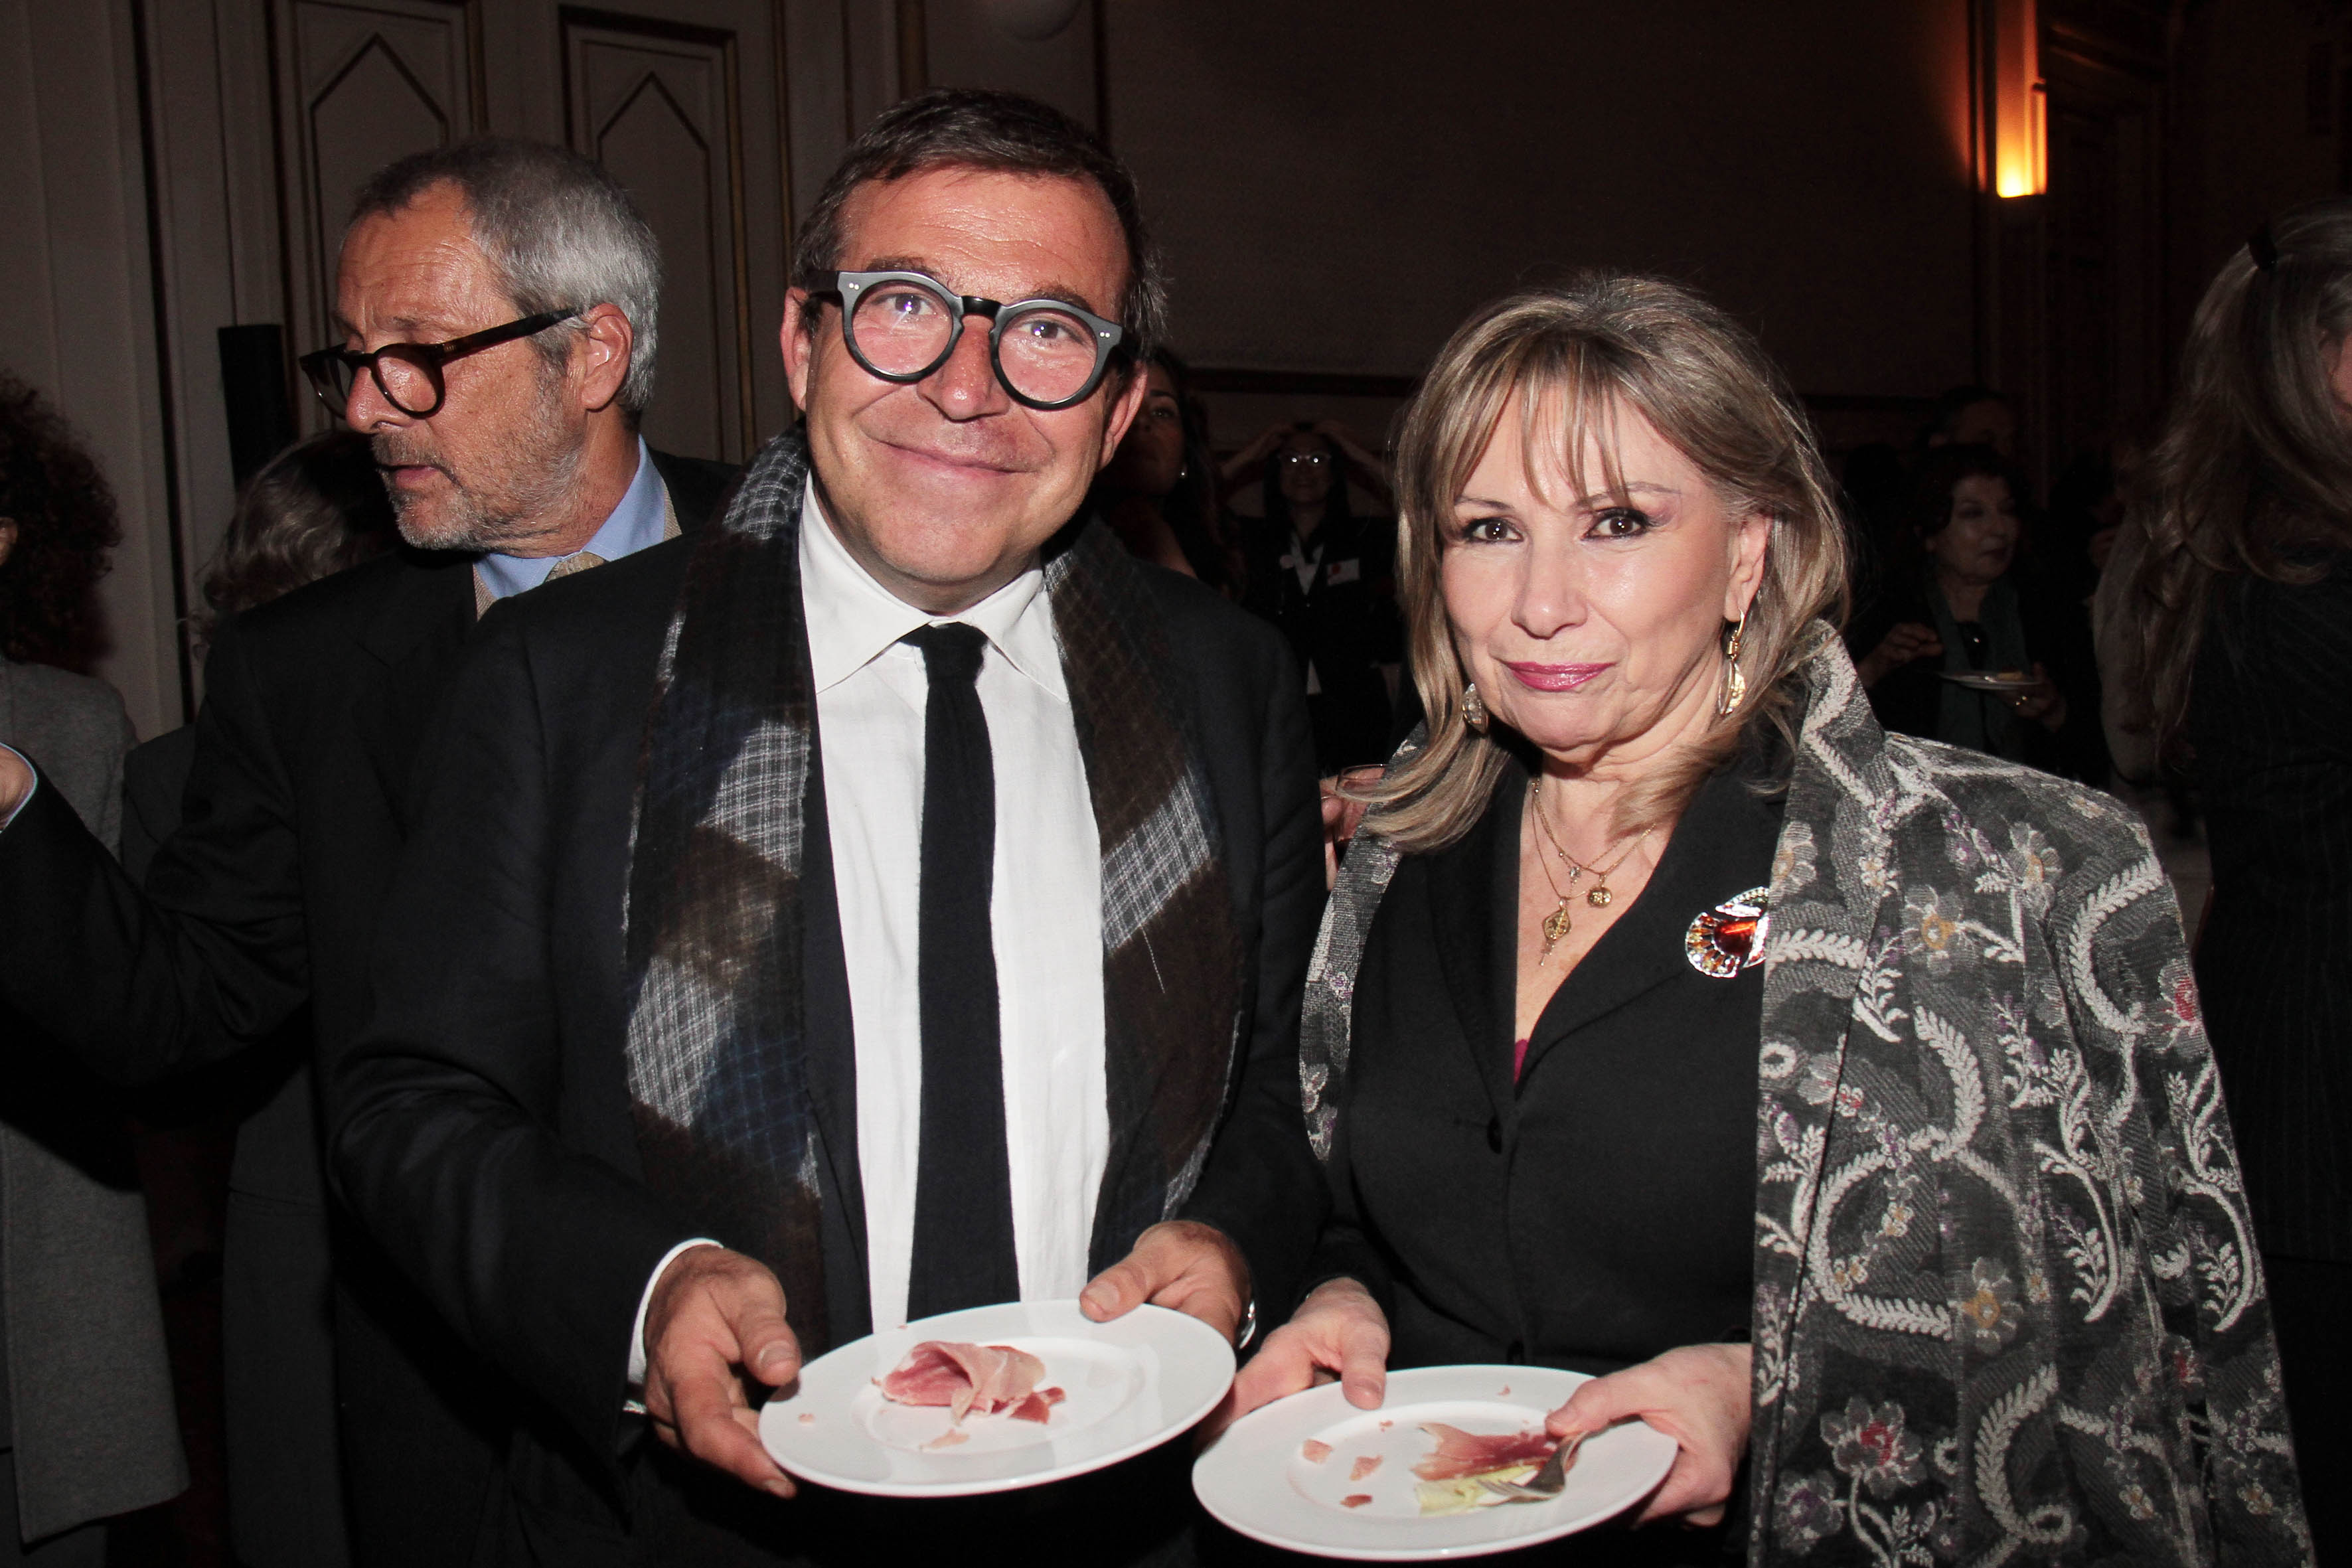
[
  {"x1": 0, "y1": 448, "x2": 736, "y2": 1568},
  {"x1": 1241, "y1": 512, "x2": 1401, "y2": 773},
  {"x1": 2192, "y1": 558, "x2": 2352, "y2": 1265},
  {"x1": 328, "y1": 522, "x2": 1327, "y2": 1565},
  {"x1": 1308, "y1": 763, "x2": 1770, "y2": 1386}
]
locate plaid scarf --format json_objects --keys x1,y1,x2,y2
[{"x1": 619, "y1": 430, "x2": 1240, "y2": 1356}]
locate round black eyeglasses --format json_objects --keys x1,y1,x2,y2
[
  {"x1": 298, "y1": 309, "x2": 582, "y2": 418},
  {"x1": 811, "y1": 271, "x2": 1127, "y2": 411}
]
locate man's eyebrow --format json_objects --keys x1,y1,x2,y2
[
  {"x1": 329, "y1": 312, "x2": 438, "y2": 342},
  {"x1": 858, "y1": 256, "x2": 1105, "y2": 317}
]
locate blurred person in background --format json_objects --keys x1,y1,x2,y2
[
  {"x1": 1090, "y1": 349, "x2": 1237, "y2": 591},
  {"x1": 0, "y1": 137, "x2": 734, "y2": 1568},
  {"x1": 1921, "y1": 382, "x2": 2018, "y2": 459},
  {"x1": 2119, "y1": 197, "x2": 2352, "y2": 1563},
  {"x1": 1233, "y1": 420, "x2": 1403, "y2": 770},
  {"x1": 1845, "y1": 444, "x2": 2090, "y2": 775},
  {"x1": 118, "y1": 428, "x2": 394, "y2": 1568},
  {"x1": 0, "y1": 368, "x2": 187, "y2": 1565}
]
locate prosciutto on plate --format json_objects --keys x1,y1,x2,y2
[
  {"x1": 1409, "y1": 1423, "x2": 1558, "y2": 1482},
  {"x1": 878, "y1": 1341, "x2": 1061, "y2": 1424}
]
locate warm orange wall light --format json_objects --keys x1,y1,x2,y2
[{"x1": 1990, "y1": 0, "x2": 2047, "y2": 197}]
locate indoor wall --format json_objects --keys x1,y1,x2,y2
[{"x1": 0, "y1": 0, "x2": 2324, "y2": 741}]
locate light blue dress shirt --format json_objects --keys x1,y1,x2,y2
[{"x1": 473, "y1": 436, "x2": 666, "y2": 601}]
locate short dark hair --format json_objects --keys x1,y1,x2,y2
[
  {"x1": 790, "y1": 88, "x2": 1166, "y2": 363},
  {"x1": 350, "y1": 137, "x2": 663, "y2": 414},
  {"x1": 1907, "y1": 442, "x2": 2027, "y2": 539},
  {"x1": 1924, "y1": 383, "x2": 2011, "y2": 445},
  {"x1": 0, "y1": 370, "x2": 121, "y2": 672}
]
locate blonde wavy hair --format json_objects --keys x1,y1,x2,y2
[{"x1": 1359, "y1": 275, "x2": 1851, "y2": 853}]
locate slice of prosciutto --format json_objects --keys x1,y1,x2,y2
[
  {"x1": 1410, "y1": 1423, "x2": 1558, "y2": 1482},
  {"x1": 1010, "y1": 1385, "x2": 1067, "y2": 1424},
  {"x1": 879, "y1": 1342, "x2": 1050, "y2": 1423}
]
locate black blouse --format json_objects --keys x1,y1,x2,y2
[{"x1": 1309, "y1": 761, "x2": 1782, "y2": 1375}]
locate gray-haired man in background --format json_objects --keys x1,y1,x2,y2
[{"x1": 0, "y1": 138, "x2": 736, "y2": 1568}]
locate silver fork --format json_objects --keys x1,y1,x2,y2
[{"x1": 1474, "y1": 1431, "x2": 1588, "y2": 1504}]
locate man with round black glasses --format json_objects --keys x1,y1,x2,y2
[
  {"x1": 0, "y1": 139, "x2": 735, "y2": 1568},
  {"x1": 328, "y1": 89, "x2": 1325, "y2": 1564}
]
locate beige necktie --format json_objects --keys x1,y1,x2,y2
[{"x1": 545, "y1": 550, "x2": 605, "y2": 582}]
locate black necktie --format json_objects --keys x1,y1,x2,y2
[{"x1": 902, "y1": 623, "x2": 1021, "y2": 1318}]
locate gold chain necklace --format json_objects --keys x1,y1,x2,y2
[{"x1": 1527, "y1": 777, "x2": 1648, "y2": 960}]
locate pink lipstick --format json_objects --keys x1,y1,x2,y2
[{"x1": 1502, "y1": 660, "x2": 1612, "y2": 693}]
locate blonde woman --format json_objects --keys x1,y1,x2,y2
[{"x1": 1229, "y1": 277, "x2": 2308, "y2": 1565}]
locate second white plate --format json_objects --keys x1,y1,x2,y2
[
  {"x1": 1193, "y1": 1364, "x2": 1678, "y2": 1561},
  {"x1": 759, "y1": 1299, "x2": 1235, "y2": 1498}
]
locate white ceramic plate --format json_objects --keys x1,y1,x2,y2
[
  {"x1": 1193, "y1": 1364, "x2": 1678, "y2": 1561},
  {"x1": 1940, "y1": 670, "x2": 2039, "y2": 692},
  {"x1": 759, "y1": 1299, "x2": 1235, "y2": 1498}
]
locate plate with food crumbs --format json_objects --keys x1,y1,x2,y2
[
  {"x1": 1192, "y1": 1365, "x2": 1676, "y2": 1560},
  {"x1": 761, "y1": 1300, "x2": 1234, "y2": 1498},
  {"x1": 1939, "y1": 670, "x2": 2041, "y2": 692}
]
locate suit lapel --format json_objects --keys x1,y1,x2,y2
[
  {"x1": 1428, "y1": 767, "x2": 1520, "y2": 1122},
  {"x1": 1747, "y1": 644, "x2": 1904, "y2": 1508},
  {"x1": 351, "y1": 553, "x2": 476, "y2": 835},
  {"x1": 796, "y1": 716, "x2": 870, "y2": 1338}
]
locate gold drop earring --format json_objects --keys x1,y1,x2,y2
[
  {"x1": 1717, "y1": 611, "x2": 1749, "y2": 718},
  {"x1": 1462, "y1": 680, "x2": 1489, "y2": 734}
]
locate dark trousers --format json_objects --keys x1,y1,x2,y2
[{"x1": 2266, "y1": 1253, "x2": 2352, "y2": 1564}]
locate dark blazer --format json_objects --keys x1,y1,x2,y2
[
  {"x1": 0, "y1": 448, "x2": 736, "y2": 1568},
  {"x1": 1241, "y1": 512, "x2": 1402, "y2": 772},
  {"x1": 2191, "y1": 559, "x2": 2352, "y2": 1265},
  {"x1": 121, "y1": 722, "x2": 350, "y2": 1568},
  {"x1": 327, "y1": 522, "x2": 1326, "y2": 1565},
  {"x1": 1313, "y1": 764, "x2": 1773, "y2": 1385}
]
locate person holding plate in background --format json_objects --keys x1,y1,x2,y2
[
  {"x1": 1844, "y1": 444, "x2": 2092, "y2": 777},
  {"x1": 1219, "y1": 277, "x2": 2309, "y2": 1565}
]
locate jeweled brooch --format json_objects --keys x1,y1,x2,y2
[{"x1": 1685, "y1": 886, "x2": 1770, "y2": 978}]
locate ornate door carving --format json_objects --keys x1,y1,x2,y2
[{"x1": 275, "y1": 0, "x2": 484, "y2": 366}]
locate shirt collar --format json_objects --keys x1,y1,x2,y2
[
  {"x1": 475, "y1": 437, "x2": 666, "y2": 601},
  {"x1": 799, "y1": 479, "x2": 1065, "y2": 703}
]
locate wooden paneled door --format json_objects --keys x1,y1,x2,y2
[
  {"x1": 2039, "y1": 19, "x2": 2164, "y2": 483},
  {"x1": 560, "y1": 7, "x2": 769, "y2": 461},
  {"x1": 275, "y1": 0, "x2": 489, "y2": 372}
]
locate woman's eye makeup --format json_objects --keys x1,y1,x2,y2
[
  {"x1": 1453, "y1": 514, "x2": 1514, "y2": 544},
  {"x1": 1587, "y1": 506, "x2": 1656, "y2": 538}
]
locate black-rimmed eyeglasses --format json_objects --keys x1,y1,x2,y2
[
  {"x1": 810, "y1": 271, "x2": 1127, "y2": 411},
  {"x1": 298, "y1": 309, "x2": 582, "y2": 418}
]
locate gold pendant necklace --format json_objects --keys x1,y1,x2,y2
[
  {"x1": 1529, "y1": 832, "x2": 1580, "y2": 959},
  {"x1": 1528, "y1": 778, "x2": 1648, "y2": 961}
]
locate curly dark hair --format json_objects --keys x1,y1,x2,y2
[{"x1": 0, "y1": 371, "x2": 121, "y2": 671}]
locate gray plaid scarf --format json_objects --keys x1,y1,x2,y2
[{"x1": 620, "y1": 430, "x2": 1240, "y2": 1356}]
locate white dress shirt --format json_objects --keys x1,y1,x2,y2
[{"x1": 629, "y1": 483, "x2": 1107, "y2": 1381}]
